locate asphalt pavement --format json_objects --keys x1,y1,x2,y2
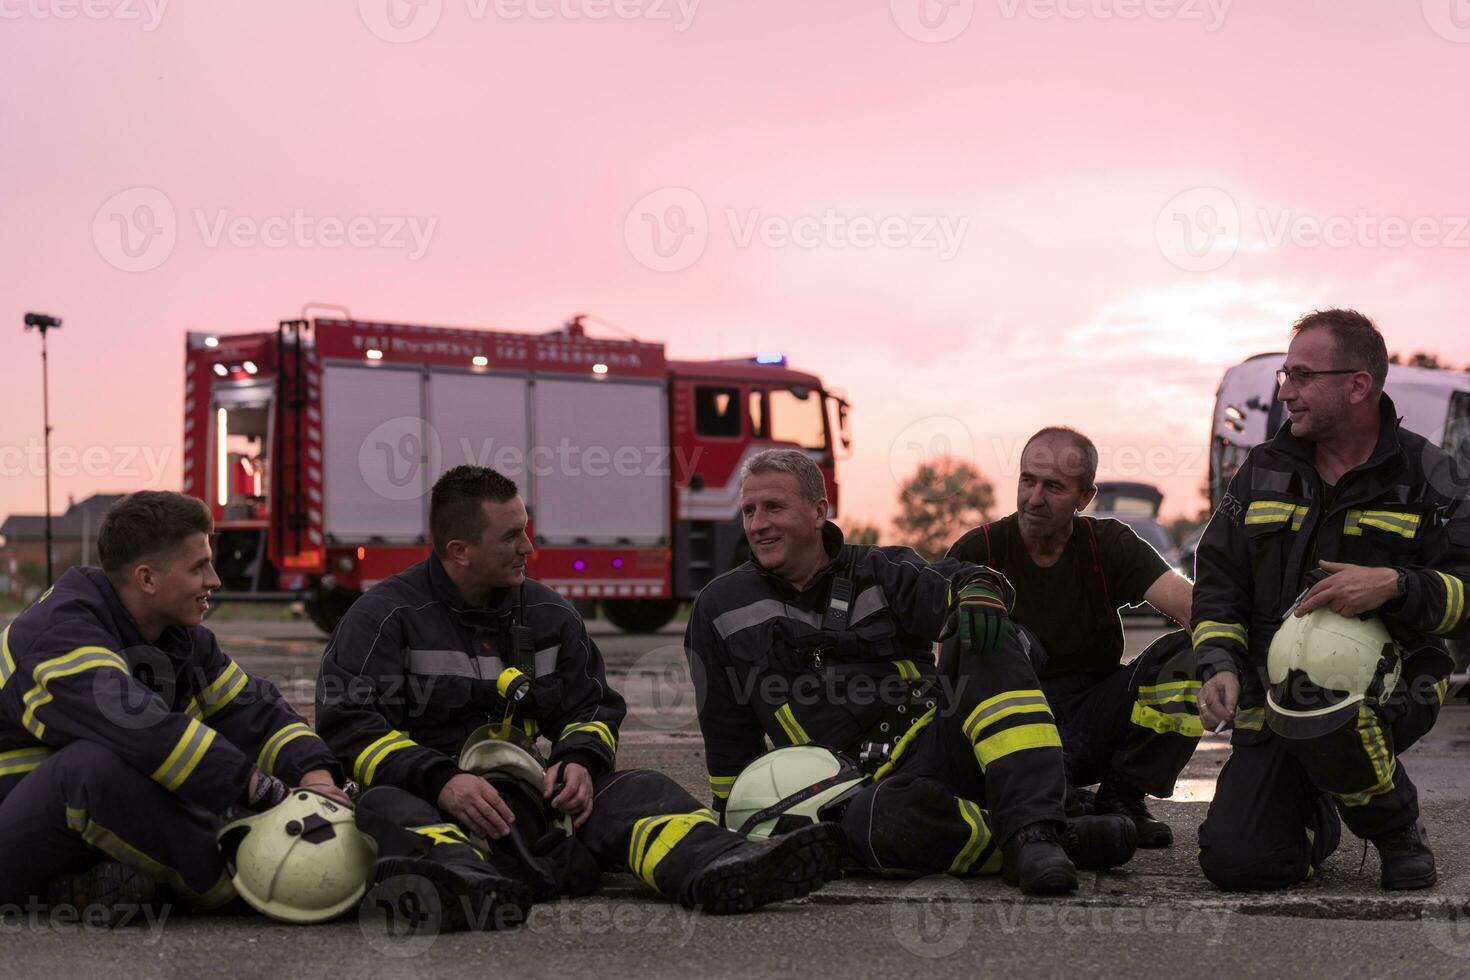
[{"x1": 5, "y1": 615, "x2": 1470, "y2": 979}]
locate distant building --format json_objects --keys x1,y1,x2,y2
[{"x1": 0, "y1": 494, "x2": 124, "y2": 592}]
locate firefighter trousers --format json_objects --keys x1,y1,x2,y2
[
  {"x1": 1198, "y1": 669, "x2": 1449, "y2": 891},
  {"x1": 1043, "y1": 630, "x2": 1201, "y2": 799},
  {"x1": 841, "y1": 626, "x2": 1067, "y2": 876},
  {"x1": 0, "y1": 741, "x2": 234, "y2": 908},
  {"x1": 357, "y1": 768, "x2": 749, "y2": 905}
]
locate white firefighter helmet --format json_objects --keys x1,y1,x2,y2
[
  {"x1": 725, "y1": 745, "x2": 868, "y2": 840},
  {"x1": 216, "y1": 789, "x2": 375, "y2": 924},
  {"x1": 458, "y1": 733, "x2": 572, "y2": 834},
  {"x1": 1266, "y1": 607, "x2": 1402, "y2": 739}
]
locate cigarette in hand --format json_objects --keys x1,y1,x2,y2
[{"x1": 1213, "y1": 719, "x2": 1227, "y2": 734}]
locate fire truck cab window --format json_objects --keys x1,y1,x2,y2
[
  {"x1": 769, "y1": 386, "x2": 827, "y2": 451},
  {"x1": 748, "y1": 389, "x2": 767, "y2": 438},
  {"x1": 217, "y1": 403, "x2": 270, "y2": 520},
  {"x1": 695, "y1": 385, "x2": 742, "y2": 437},
  {"x1": 1446, "y1": 391, "x2": 1470, "y2": 472}
]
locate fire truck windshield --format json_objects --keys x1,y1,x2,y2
[{"x1": 769, "y1": 386, "x2": 827, "y2": 451}]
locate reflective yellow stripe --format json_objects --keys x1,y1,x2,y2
[
  {"x1": 1344, "y1": 509, "x2": 1420, "y2": 539},
  {"x1": 1432, "y1": 572, "x2": 1465, "y2": 635},
  {"x1": 1337, "y1": 704, "x2": 1397, "y2": 806},
  {"x1": 192, "y1": 661, "x2": 250, "y2": 721},
  {"x1": 949, "y1": 798, "x2": 995, "y2": 875},
  {"x1": 150, "y1": 718, "x2": 217, "y2": 792},
  {"x1": 21, "y1": 647, "x2": 130, "y2": 739},
  {"x1": 559, "y1": 720, "x2": 618, "y2": 753},
  {"x1": 1137, "y1": 679, "x2": 1202, "y2": 704},
  {"x1": 1, "y1": 625, "x2": 15, "y2": 687},
  {"x1": 258, "y1": 721, "x2": 316, "y2": 776},
  {"x1": 1131, "y1": 701, "x2": 1204, "y2": 738},
  {"x1": 774, "y1": 703, "x2": 811, "y2": 745},
  {"x1": 0, "y1": 745, "x2": 55, "y2": 778},
  {"x1": 709, "y1": 774, "x2": 736, "y2": 800},
  {"x1": 412, "y1": 823, "x2": 472, "y2": 847},
  {"x1": 1235, "y1": 707, "x2": 1265, "y2": 731},
  {"x1": 1192, "y1": 620, "x2": 1247, "y2": 650},
  {"x1": 353, "y1": 730, "x2": 418, "y2": 786},
  {"x1": 628, "y1": 809, "x2": 717, "y2": 892},
  {"x1": 1245, "y1": 501, "x2": 1295, "y2": 523},
  {"x1": 874, "y1": 707, "x2": 938, "y2": 781},
  {"x1": 973, "y1": 722, "x2": 1062, "y2": 768},
  {"x1": 892, "y1": 660, "x2": 920, "y2": 681},
  {"x1": 1434, "y1": 678, "x2": 1451, "y2": 705},
  {"x1": 64, "y1": 806, "x2": 236, "y2": 908},
  {"x1": 961, "y1": 689, "x2": 1052, "y2": 744}
]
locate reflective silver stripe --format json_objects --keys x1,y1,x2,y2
[
  {"x1": 534, "y1": 646, "x2": 559, "y2": 676},
  {"x1": 848, "y1": 586, "x2": 887, "y2": 626},
  {"x1": 0, "y1": 746, "x2": 54, "y2": 777},
  {"x1": 713, "y1": 599, "x2": 821, "y2": 639},
  {"x1": 152, "y1": 719, "x2": 215, "y2": 792},
  {"x1": 407, "y1": 649, "x2": 505, "y2": 679}
]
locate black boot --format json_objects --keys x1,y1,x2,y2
[
  {"x1": 47, "y1": 861, "x2": 159, "y2": 928},
  {"x1": 1372, "y1": 821, "x2": 1436, "y2": 891},
  {"x1": 1064, "y1": 786, "x2": 1096, "y2": 818},
  {"x1": 1001, "y1": 821, "x2": 1078, "y2": 895},
  {"x1": 359, "y1": 857, "x2": 535, "y2": 934},
  {"x1": 1061, "y1": 814, "x2": 1137, "y2": 870},
  {"x1": 685, "y1": 823, "x2": 845, "y2": 915},
  {"x1": 1095, "y1": 782, "x2": 1173, "y2": 848}
]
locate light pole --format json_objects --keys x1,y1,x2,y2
[{"x1": 24, "y1": 312, "x2": 62, "y2": 587}]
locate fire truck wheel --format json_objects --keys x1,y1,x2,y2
[
  {"x1": 304, "y1": 584, "x2": 363, "y2": 636},
  {"x1": 601, "y1": 599, "x2": 681, "y2": 634}
]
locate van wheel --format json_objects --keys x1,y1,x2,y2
[
  {"x1": 304, "y1": 583, "x2": 362, "y2": 635},
  {"x1": 602, "y1": 598, "x2": 681, "y2": 633}
]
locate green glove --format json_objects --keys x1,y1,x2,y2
[{"x1": 957, "y1": 579, "x2": 1011, "y2": 657}]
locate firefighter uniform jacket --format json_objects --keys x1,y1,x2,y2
[
  {"x1": 685, "y1": 522, "x2": 1013, "y2": 811},
  {"x1": 314, "y1": 555, "x2": 626, "y2": 806},
  {"x1": 0, "y1": 566, "x2": 338, "y2": 807},
  {"x1": 1192, "y1": 395, "x2": 1470, "y2": 717}
]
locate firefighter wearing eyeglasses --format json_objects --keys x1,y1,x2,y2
[{"x1": 1191, "y1": 309, "x2": 1469, "y2": 891}]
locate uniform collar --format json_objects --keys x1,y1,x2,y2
[
  {"x1": 1270, "y1": 393, "x2": 1405, "y2": 474},
  {"x1": 77, "y1": 565, "x2": 192, "y2": 654},
  {"x1": 752, "y1": 521, "x2": 847, "y2": 597},
  {"x1": 426, "y1": 553, "x2": 513, "y2": 614}
]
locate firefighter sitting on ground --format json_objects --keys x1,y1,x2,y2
[
  {"x1": 1192, "y1": 308, "x2": 1469, "y2": 891},
  {"x1": 314, "y1": 465, "x2": 844, "y2": 932},
  {"x1": 948, "y1": 427, "x2": 1199, "y2": 848},
  {"x1": 0, "y1": 491, "x2": 349, "y2": 919},
  {"x1": 686, "y1": 449, "x2": 1138, "y2": 895}
]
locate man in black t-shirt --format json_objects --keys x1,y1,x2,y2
[{"x1": 948, "y1": 427, "x2": 1198, "y2": 847}]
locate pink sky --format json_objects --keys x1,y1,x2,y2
[{"x1": 3, "y1": 0, "x2": 1469, "y2": 536}]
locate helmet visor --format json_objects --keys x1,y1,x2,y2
[{"x1": 1265, "y1": 667, "x2": 1361, "y2": 740}]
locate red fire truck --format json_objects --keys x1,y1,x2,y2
[{"x1": 185, "y1": 315, "x2": 850, "y2": 633}]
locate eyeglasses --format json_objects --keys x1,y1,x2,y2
[{"x1": 1275, "y1": 366, "x2": 1361, "y2": 387}]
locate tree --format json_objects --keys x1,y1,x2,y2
[
  {"x1": 846, "y1": 523, "x2": 881, "y2": 546},
  {"x1": 1389, "y1": 351, "x2": 1447, "y2": 369},
  {"x1": 892, "y1": 458, "x2": 995, "y2": 560}
]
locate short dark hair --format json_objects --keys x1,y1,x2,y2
[
  {"x1": 429, "y1": 466, "x2": 520, "y2": 558},
  {"x1": 1023, "y1": 426, "x2": 1099, "y2": 491},
  {"x1": 97, "y1": 491, "x2": 213, "y2": 581},
  {"x1": 1291, "y1": 308, "x2": 1388, "y2": 396}
]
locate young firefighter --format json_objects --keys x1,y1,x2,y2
[
  {"x1": 0, "y1": 492, "x2": 347, "y2": 918},
  {"x1": 314, "y1": 466, "x2": 844, "y2": 931}
]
